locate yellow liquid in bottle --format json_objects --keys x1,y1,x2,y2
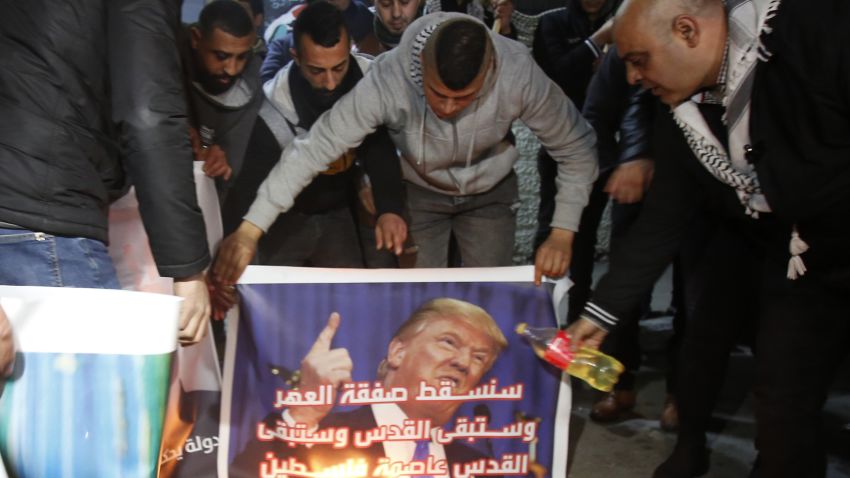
[
  {"x1": 565, "y1": 349, "x2": 624, "y2": 392},
  {"x1": 517, "y1": 323, "x2": 625, "y2": 392}
]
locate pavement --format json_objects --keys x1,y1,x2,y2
[{"x1": 563, "y1": 264, "x2": 850, "y2": 478}]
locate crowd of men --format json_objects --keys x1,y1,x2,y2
[{"x1": 0, "y1": 0, "x2": 848, "y2": 476}]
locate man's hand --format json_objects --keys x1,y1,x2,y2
[
  {"x1": 209, "y1": 276, "x2": 238, "y2": 321},
  {"x1": 375, "y1": 213, "x2": 408, "y2": 256},
  {"x1": 494, "y1": 0, "x2": 514, "y2": 34},
  {"x1": 199, "y1": 145, "x2": 232, "y2": 180},
  {"x1": 290, "y1": 313, "x2": 352, "y2": 428},
  {"x1": 534, "y1": 227, "x2": 575, "y2": 286},
  {"x1": 565, "y1": 317, "x2": 608, "y2": 351},
  {"x1": 173, "y1": 272, "x2": 211, "y2": 345},
  {"x1": 212, "y1": 221, "x2": 263, "y2": 286},
  {"x1": 0, "y1": 305, "x2": 15, "y2": 377},
  {"x1": 604, "y1": 158, "x2": 654, "y2": 204}
]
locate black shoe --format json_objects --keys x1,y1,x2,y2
[{"x1": 652, "y1": 444, "x2": 709, "y2": 478}]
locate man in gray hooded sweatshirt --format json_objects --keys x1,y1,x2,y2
[{"x1": 213, "y1": 12, "x2": 598, "y2": 286}]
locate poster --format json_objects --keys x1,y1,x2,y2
[
  {"x1": 108, "y1": 162, "x2": 224, "y2": 477},
  {"x1": 0, "y1": 286, "x2": 181, "y2": 477},
  {"x1": 219, "y1": 266, "x2": 570, "y2": 478}
]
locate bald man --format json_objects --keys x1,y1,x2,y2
[{"x1": 567, "y1": 0, "x2": 850, "y2": 477}]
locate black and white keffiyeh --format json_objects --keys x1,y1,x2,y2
[
  {"x1": 673, "y1": 0, "x2": 809, "y2": 280},
  {"x1": 672, "y1": 0, "x2": 808, "y2": 279},
  {"x1": 672, "y1": 0, "x2": 781, "y2": 218}
]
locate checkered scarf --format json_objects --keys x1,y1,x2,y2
[{"x1": 671, "y1": 0, "x2": 781, "y2": 218}]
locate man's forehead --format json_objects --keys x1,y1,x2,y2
[
  {"x1": 299, "y1": 35, "x2": 350, "y2": 66},
  {"x1": 204, "y1": 27, "x2": 254, "y2": 50},
  {"x1": 423, "y1": 63, "x2": 485, "y2": 98},
  {"x1": 614, "y1": 11, "x2": 654, "y2": 56},
  {"x1": 422, "y1": 315, "x2": 495, "y2": 345}
]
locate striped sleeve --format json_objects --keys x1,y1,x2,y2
[{"x1": 580, "y1": 301, "x2": 620, "y2": 331}]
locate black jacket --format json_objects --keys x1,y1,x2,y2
[
  {"x1": 583, "y1": 0, "x2": 850, "y2": 329},
  {"x1": 0, "y1": 0, "x2": 209, "y2": 278},
  {"x1": 531, "y1": 0, "x2": 617, "y2": 110},
  {"x1": 581, "y1": 46, "x2": 653, "y2": 172}
]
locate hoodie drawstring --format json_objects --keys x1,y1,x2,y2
[
  {"x1": 465, "y1": 98, "x2": 481, "y2": 171},
  {"x1": 417, "y1": 96, "x2": 427, "y2": 169}
]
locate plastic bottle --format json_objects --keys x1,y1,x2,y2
[{"x1": 515, "y1": 323, "x2": 624, "y2": 392}]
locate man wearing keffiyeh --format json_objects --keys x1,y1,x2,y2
[{"x1": 566, "y1": 0, "x2": 850, "y2": 477}]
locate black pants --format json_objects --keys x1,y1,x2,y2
[
  {"x1": 537, "y1": 149, "x2": 671, "y2": 392},
  {"x1": 674, "y1": 218, "x2": 850, "y2": 477}
]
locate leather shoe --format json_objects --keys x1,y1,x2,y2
[
  {"x1": 590, "y1": 389, "x2": 636, "y2": 422},
  {"x1": 660, "y1": 394, "x2": 679, "y2": 432},
  {"x1": 652, "y1": 443, "x2": 709, "y2": 478}
]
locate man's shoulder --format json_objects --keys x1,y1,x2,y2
[{"x1": 353, "y1": 53, "x2": 375, "y2": 72}]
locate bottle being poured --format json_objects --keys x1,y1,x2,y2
[{"x1": 515, "y1": 323, "x2": 624, "y2": 392}]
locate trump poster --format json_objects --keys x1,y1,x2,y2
[{"x1": 220, "y1": 266, "x2": 570, "y2": 478}]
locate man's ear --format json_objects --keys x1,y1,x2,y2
[
  {"x1": 290, "y1": 48, "x2": 300, "y2": 66},
  {"x1": 191, "y1": 26, "x2": 202, "y2": 50},
  {"x1": 672, "y1": 14, "x2": 700, "y2": 47},
  {"x1": 386, "y1": 338, "x2": 406, "y2": 369}
]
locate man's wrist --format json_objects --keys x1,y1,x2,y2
[
  {"x1": 548, "y1": 227, "x2": 575, "y2": 242},
  {"x1": 580, "y1": 302, "x2": 619, "y2": 331},
  {"x1": 584, "y1": 37, "x2": 603, "y2": 58},
  {"x1": 237, "y1": 221, "x2": 264, "y2": 241}
]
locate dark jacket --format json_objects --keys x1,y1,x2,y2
[
  {"x1": 221, "y1": 58, "x2": 403, "y2": 235},
  {"x1": 531, "y1": 0, "x2": 617, "y2": 110},
  {"x1": 581, "y1": 46, "x2": 653, "y2": 172},
  {"x1": 0, "y1": 0, "x2": 209, "y2": 278},
  {"x1": 181, "y1": 26, "x2": 264, "y2": 200},
  {"x1": 582, "y1": 0, "x2": 850, "y2": 329}
]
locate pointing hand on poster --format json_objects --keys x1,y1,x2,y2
[
  {"x1": 289, "y1": 313, "x2": 353, "y2": 428},
  {"x1": 533, "y1": 228, "x2": 574, "y2": 285}
]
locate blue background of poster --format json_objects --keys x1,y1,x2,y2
[{"x1": 226, "y1": 281, "x2": 563, "y2": 474}]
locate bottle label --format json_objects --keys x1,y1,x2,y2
[{"x1": 543, "y1": 330, "x2": 574, "y2": 369}]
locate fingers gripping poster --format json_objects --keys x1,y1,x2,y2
[{"x1": 219, "y1": 266, "x2": 570, "y2": 478}]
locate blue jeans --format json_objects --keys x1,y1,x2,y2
[{"x1": 0, "y1": 228, "x2": 120, "y2": 288}]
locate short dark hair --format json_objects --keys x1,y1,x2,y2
[
  {"x1": 292, "y1": 1, "x2": 349, "y2": 54},
  {"x1": 198, "y1": 0, "x2": 255, "y2": 38},
  {"x1": 248, "y1": 0, "x2": 265, "y2": 16},
  {"x1": 435, "y1": 20, "x2": 487, "y2": 90}
]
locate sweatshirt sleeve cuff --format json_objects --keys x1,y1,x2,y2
[
  {"x1": 580, "y1": 301, "x2": 620, "y2": 331},
  {"x1": 584, "y1": 38, "x2": 602, "y2": 59},
  {"x1": 243, "y1": 197, "x2": 283, "y2": 233},
  {"x1": 549, "y1": 205, "x2": 582, "y2": 232}
]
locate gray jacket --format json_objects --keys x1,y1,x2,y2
[{"x1": 246, "y1": 12, "x2": 598, "y2": 233}]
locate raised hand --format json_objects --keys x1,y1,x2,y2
[{"x1": 289, "y1": 313, "x2": 353, "y2": 428}]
